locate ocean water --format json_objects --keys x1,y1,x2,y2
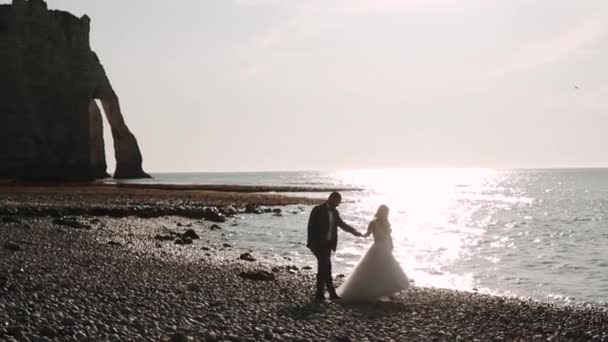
[{"x1": 110, "y1": 169, "x2": 608, "y2": 305}]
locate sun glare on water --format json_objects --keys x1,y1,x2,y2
[{"x1": 334, "y1": 168, "x2": 501, "y2": 290}]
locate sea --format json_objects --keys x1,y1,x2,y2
[{"x1": 108, "y1": 169, "x2": 608, "y2": 306}]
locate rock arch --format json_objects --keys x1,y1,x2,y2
[{"x1": 0, "y1": 0, "x2": 149, "y2": 180}]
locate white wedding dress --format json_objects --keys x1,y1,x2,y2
[{"x1": 337, "y1": 219, "x2": 410, "y2": 301}]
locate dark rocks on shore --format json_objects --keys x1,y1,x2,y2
[
  {"x1": 220, "y1": 206, "x2": 238, "y2": 217},
  {"x1": 155, "y1": 229, "x2": 200, "y2": 245},
  {"x1": 174, "y1": 237, "x2": 193, "y2": 245},
  {"x1": 244, "y1": 204, "x2": 263, "y2": 214},
  {"x1": 270, "y1": 265, "x2": 300, "y2": 274},
  {"x1": 155, "y1": 234, "x2": 175, "y2": 241},
  {"x1": 182, "y1": 229, "x2": 200, "y2": 240},
  {"x1": 38, "y1": 325, "x2": 58, "y2": 338},
  {"x1": 239, "y1": 252, "x2": 256, "y2": 262},
  {"x1": 243, "y1": 204, "x2": 288, "y2": 217},
  {"x1": 0, "y1": 201, "x2": 301, "y2": 225},
  {"x1": 202, "y1": 208, "x2": 226, "y2": 223},
  {"x1": 209, "y1": 224, "x2": 222, "y2": 231},
  {"x1": 204, "y1": 331, "x2": 218, "y2": 341},
  {"x1": 239, "y1": 270, "x2": 275, "y2": 281},
  {"x1": 3, "y1": 242, "x2": 22, "y2": 251},
  {"x1": 6, "y1": 326, "x2": 24, "y2": 339},
  {"x1": 170, "y1": 332, "x2": 188, "y2": 342},
  {"x1": 1, "y1": 216, "x2": 21, "y2": 224},
  {"x1": 52, "y1": 217, "x2": 92, "y2": 230}
]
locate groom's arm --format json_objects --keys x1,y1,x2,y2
[{"x1": 336, "y1": 212, "x2": 362, "y2": 236}]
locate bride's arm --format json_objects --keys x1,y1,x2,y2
[{"x1": 362, "y1": 222, "x2": 373, "y2": 237}]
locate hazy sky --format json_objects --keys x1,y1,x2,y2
[{"x1": 12, "y1": 1, "x2": 608, "y2": 171}]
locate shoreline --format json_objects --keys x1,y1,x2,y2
[
  {"x1": 0, "y1": 182, "x2": 364, "y2": 194},
  {"x1": 1, "y1": 191, "x2": 608, "y2": 340}
]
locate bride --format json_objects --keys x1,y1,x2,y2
[{"x1": 337, "y1": 205, "x2": 410, "y2": 301}]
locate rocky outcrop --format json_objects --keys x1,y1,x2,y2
[{"x1": 0, "y1": 0, "x2": 149, "y2": 180}]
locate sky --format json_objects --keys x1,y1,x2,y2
[{"x1": 8, "y1": 0, "x2": 608, "y2": 172}]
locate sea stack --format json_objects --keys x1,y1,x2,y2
[{"x1": 0, "y1": 0, "x2": 150, "y2": 180}]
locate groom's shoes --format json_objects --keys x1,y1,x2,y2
[
  {"x1": 328, "y1": 288, "x2": 341, "y2": 301},
  {"x1": 329, "y1": 294, "x2": 341, "y2": 301},
  {"x1": 314, "y1": 293, "x2": 326, "y2": 302}
]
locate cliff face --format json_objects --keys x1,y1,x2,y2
[{"x1": 0, "y1": 0, "x2": 149, "y2": 180}]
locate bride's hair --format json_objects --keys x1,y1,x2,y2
[{"x1": 374, "y1": 204, "x2": 390, "y2": 221}]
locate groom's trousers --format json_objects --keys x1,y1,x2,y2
[{"x1": 311, "y1": 243, "x2": 337, "y2": 297}]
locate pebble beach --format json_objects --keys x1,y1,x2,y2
[{"x1": 1, "y1": 185, "x2": 608, "y2": 341}]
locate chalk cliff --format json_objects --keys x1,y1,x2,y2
[{"x1": 0, "y1": 0, "x2": 149, "y2": 180}]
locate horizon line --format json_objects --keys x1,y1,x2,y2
[{"x1": 135, "y1": 166, "x2": 608, "y2": 174}]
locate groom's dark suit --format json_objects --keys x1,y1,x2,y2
[{"x1": 307, "y1": 203, "x2": 359, "y2": 298}]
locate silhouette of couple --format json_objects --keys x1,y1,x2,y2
[{"x1": 307, "y1": 192, "x2": 409, "y2": 302}]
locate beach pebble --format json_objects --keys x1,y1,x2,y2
[
  {"x1": 52, "y1": 217, "x2": 91, "y2": 229},
  {"x1": 3, "y1": 242, "x2": 22, "y2": 251},
  {"x1": 239, "y1": 270, "x2": 275, "y2": 281},
  {"x1": 38, "y1": 325, "x2": 58, "y2": 338},
  {"x1": 202, "y1": 208, "x2": 226, "y2": 223},
  {"x1": 2, "y1": 216, "x2": 21, "y2": 224},
  {"x1": 6, "y1": 325, "x2": 24, "y2": 338},
  {"x1": 170, "y1": 332, "x2": 188, "y2": 342},
  {"x1": 155, "y1": 234, "x2": 174, "y2": 241},
  {"x1": 182, "y1": 229, "x2": 200, "y2": 240},
  {"x1": 239, "y1": 253, "x2": 256, "y2": 262},
  {"x1": 187, "y1": 283, "x2": 202, "y2": 292},
  {"x1": 221, "y1": 206, "x2": 238, "y2": 217},
  {"x1": 245, "y1": 204, "x2": 263, "y2": 214},
  {"x1": 205, "y1": 331, "x2": 218, "y2": 341},
  {"x1": 175, "y1": 237, "x2": 193, "y2": 245},
  {"x1": 61, "y1": 317, "x2": 76, "y2": 326}
]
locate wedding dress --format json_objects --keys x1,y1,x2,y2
[{"x1": 337, "y1": 219, "x2": 409, "y2": 301}]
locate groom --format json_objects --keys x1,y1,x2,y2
[{"x1": 307, "y1": 192, "x2": 362, "y2": 301}]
